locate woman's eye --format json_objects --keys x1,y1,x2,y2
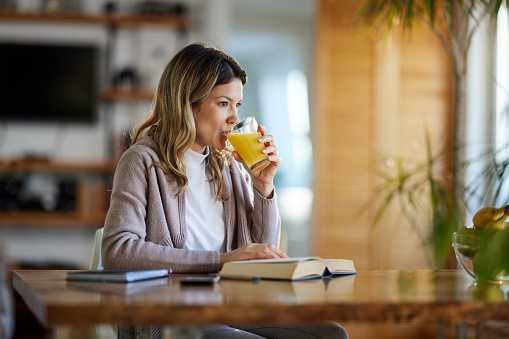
[
  {"x1": 219, "y1": 102, "x2": 228, "y2": 107},
  {"x1": 236, "y1": 102, "x2": 242, "y2": 108}
]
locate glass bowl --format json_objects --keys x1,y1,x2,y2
[{"x1": 452, "y1": 232, "x2": 509, "y2": 283}]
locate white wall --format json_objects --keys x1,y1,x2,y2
[
  {"x1": 0, "y1": 0, "x2": 231, "y2": 268},
  {"x1": 464, "y1": 14, "x2": 497, "y2": 221},
  {"x1": 227, "y1": 0, "x2": 316, "y2": 257}
]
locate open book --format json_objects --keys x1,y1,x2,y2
[{"x1": 218, "y1": 257, "x2": 356, "y2": 281}]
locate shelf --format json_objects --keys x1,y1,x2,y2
[
  {"x1": 0, "y1": 8, "x2": 177, "y2": 229},
  {"x1": 101, "y1": 86, "x2": 154, "y2": 101},
  {"x1": 0, "y1": 176, "x2": 109, "y2": 227},
  {"x1": 0, "y1": 9, "x2": 189, "y2": 28},
  {"x1": 0, "y1": 158, "x2": 117, "y2": 173},
  {"x1": 0, "y1": 211, "x2": 106, "y2": 227}
]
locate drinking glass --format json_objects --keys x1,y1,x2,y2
[{"x1": 227, "y1": 116, "x2": 271, "y2": 172}]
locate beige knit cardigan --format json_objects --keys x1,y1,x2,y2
[{"x1": 101, "y1": 136, "x2": 281, "y2": 273}]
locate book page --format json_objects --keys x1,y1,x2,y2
[{"x1": 324, "y1": 259, "x2": 356, "y2": 273}]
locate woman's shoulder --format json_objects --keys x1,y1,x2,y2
[
  {"x1": 126, "y1": 136, "x2": 161, "y2": 157},
  {"x1": 118, "y1": 136, "x2": 163, "y2": 168},
  {"x1": 129, "y1": 135, "x2": 160, "y2": 153}
]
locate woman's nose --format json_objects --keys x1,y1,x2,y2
[{"x1": 229, "y1": 109, "x2": 239, "y2": 125}]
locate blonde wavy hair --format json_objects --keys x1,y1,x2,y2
[{"x1": 131, "y1": 43, "x2": 247, "y2": 200}]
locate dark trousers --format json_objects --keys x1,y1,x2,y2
[{"x1": 202, "y1": 322, "x2": 348, "y2": 339}]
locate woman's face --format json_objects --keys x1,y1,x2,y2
[{"x1": 191, "y1": 78, "x2": 243, "y2": 153}]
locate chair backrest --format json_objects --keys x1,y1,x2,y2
[
  {"x1": 89, "y1": 228, "x2": 119, "y2": 339},
  {"x1": 89, "y1": 228, "x2": 104, "y2": 271}
]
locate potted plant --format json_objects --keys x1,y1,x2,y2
[{"x1": 368, "y1": 133, "x2": 509, "y2": 269}]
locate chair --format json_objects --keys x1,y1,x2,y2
[
  {"x1": 91, "y1": 228, "x2": 163, "y2": 339},
  {"x1": 90, "y1": 228, "x2": 117, "y2": 339},
  {"x1": 90, "y1": 227, "x2": 104, "y2": 271}
]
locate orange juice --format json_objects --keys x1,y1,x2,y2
[{"x1": 227, "y1": 132, "x2": 270, "y2": 172}]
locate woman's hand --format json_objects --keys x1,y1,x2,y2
[
  {"x1": 232, "y1": 124, "x2": 281, "y2": 198},
  {"x1": 219, "y1": 243, "x2": 288, "y2": 268}
]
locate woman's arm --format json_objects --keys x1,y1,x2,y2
[
  {"x1": 218, "y1": 173, "x2": 286, "y2": 268},
  {"x1": 231, "y1": 124, "x2": 282, "y2": 246},
  {"x1": 220, "y1": 159, "x2": 285, "y2": 269}
]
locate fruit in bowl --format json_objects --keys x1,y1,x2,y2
[
  {"x1": 452, "y1": 205, "x2": 509, "y2": 283},
  {"x1": 452, "y1": 229, "x2": 504, "y2": 280},
  {"x1": 473, "y1": 205, "x2": 509, "y2": 231}
]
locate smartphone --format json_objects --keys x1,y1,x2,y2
[{"x1": 180, "y1": 276, "x2": 220, "y2": 286}]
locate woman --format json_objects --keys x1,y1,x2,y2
[{"x1": 102, "y1": 43, "x2": 348, "y2": 339}]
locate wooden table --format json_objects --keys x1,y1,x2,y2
[{"x1": 12, "y1": 269, "x2": 509, "y2": 334}]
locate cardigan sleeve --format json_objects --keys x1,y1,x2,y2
[
  {"x1": 231, "y1": 161, "x2": 281, "y2": 248},
  {"x1": 101, "y1": 145, "x2": 220, "y2": 273},
  {"x1": 251, "y1": 186, "x2": 281, "y2": 246}
]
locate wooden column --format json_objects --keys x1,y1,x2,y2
[{"x1": 313, "y1": 0, "x2": 374, "y2": 268}]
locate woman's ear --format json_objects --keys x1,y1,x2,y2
[{"x1": 191, "y1": 101, "x2": 201, "y2": 116}]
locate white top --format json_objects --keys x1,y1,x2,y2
[{"x1": 183, "y1": 147, "x2": 226, "y2": 252}]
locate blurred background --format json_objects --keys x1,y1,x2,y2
[
  {"x1": 0, "y1": 0, "x2": 508, "y2": 337},
  {"x1": 0, "y1": 0, "x2": 317, "y2": 268}
]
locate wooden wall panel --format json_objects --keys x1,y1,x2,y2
[
  {"x1": 313, "y1": 0, "x2": 452, "y2": 271},
  {"x1": 313, "y1": 0, "x2": 374, "y2": 268}
]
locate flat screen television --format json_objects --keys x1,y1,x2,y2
[{"x1": 0, "y1": 42, "x2": 99, "y2": 123}]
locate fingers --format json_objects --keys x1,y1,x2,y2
[
  {"x1": 273, "y1": 245, "x2": 288, "y2": 258},
  {"x1": 261, "y1": 144, "x2": 279, "y2": 157},
  {"x1": 257, "y1": 124, "x2": 267, "y2": 137},
  {"x1": 257, "y1": 125, "x2": 279, "y2": 160},
  {"x1": 253, "y1": 244, "x2": 288, "y2": 259},
  {"x1": 239, "y1": 244, "x2": 288, "y2": 260},
  {"x1": 261, "y1": 144, "x2": 281, "y2": 168},
  {"x1": 257, "y1": 125, "x2": 274, "y2": 145},
  {"x1": 220, "y1": 244, "x2": 288, "y2": 268},
  {"x1": 267, "y1": 154, "x2": 282, "y2": 167}
]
